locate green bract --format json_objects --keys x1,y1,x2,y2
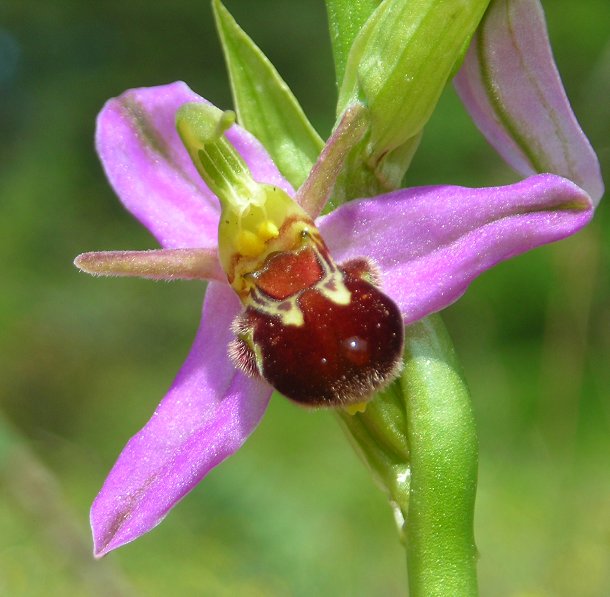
[
  {"x1": 213, "y1": 0, "x2": 323, "y2": 189},
  {"x1": 325, "y1": 0, "x2": 381, "y2": 86}
]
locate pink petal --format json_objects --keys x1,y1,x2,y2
[
  {"x1": 96, "y1": 81, "x2": 293, "y2": 249},
  {"x1": 454, "y1": 0, "x2": 603, "y2": 204},
  {"x1": 74, "y1": 248, "x2": 225, "y2": 282},
  {"x1": 319, "y1": 174, "x2": 593, "y2": 323},
  {"x1": 91, "y1": 282, "x2": 273, "y2": 557}
]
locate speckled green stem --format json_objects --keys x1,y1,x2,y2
[{"x1": 401, "y1": 315, "x2": 478, "y2": 597}]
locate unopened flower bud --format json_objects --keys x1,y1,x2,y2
[{"x1": 336, "y1": 0, "x2": 490, "y2": 195}]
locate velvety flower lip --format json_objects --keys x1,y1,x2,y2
[
  {"x1": 454, "y1": 0, "x2": 604, "y2": 204},
  {"x1": 88, "y1": 81, "x2": 594, "y2": 557}
]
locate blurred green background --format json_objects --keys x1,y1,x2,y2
[{"x1": 1, "y1": 0, "x2": 608, "y2": 595}]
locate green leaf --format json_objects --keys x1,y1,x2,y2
[
  {"x1": 324, "y1": 0, "x2": 381, "y2": 87},
  {"x1": 213, "y1": 0, "x2": 324, "y2": 189}
]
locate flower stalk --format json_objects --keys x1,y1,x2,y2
[
  {"x1": 338, "y1": 313, "x2": 478, "y2": 597},
  {"x1": 401, "y1": 315, "x2": 478, "y2": 597}
]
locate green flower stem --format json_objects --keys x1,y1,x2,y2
[
  {"x1": 337, "y1": 314, "x2": 479, "y2": 595},
  {"x1": 401, "y1": 315, "x2": 478, "y2": 597}
]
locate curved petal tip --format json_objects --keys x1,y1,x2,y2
[{"x1": 454, "y1": 0, "x2": 604, "y2": 204}]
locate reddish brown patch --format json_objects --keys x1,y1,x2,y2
[
  {"x1": 340, "y1": 258, "x2": 381, "y2": 287},
  {"x1": 254, "y1": 247, "x2": 323, "y2": 300}
]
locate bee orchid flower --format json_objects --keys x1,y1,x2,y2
[{"x1": 75, "y1": 79, "x2": 596, "y2": 557}]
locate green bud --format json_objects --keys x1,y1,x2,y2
[{"x1": 335, "y1": 0, "x2": 490, "y2": 198}]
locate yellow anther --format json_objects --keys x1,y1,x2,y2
[
  {"x1": 344, "y1": 402, "x2": 368, "y2": 415},
  {"x1": 257, "y1": 220, "x2": 280, "y2": 241},
  {"x1": 235, "y1": 230, "x2": 265, "y2": 257}
]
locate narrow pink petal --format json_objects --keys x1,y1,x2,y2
[
  {"x1": 74, "y1": 248, "x2": 225, "y2": 282},
  {"x1": 454, "y1": 0, "x2": 603, "y2": 204},
  {"x1": 319, "y1": 174, "x2": 593, "y2": 323},
  {"x1": 91, "y1": 282, "x2": 272, "y2": 557},
  {"x1": 296, "y1": 104, "x2": 367, "y2": 218},
  {"x1": 96, "y1": 81, "x2": 293, "y2": 249}
]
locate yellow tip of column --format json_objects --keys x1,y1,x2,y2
[{"x1": 344, "y1": 401, "x2": 368, "y2": 415}]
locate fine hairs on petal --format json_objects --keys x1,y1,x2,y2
[
  {"x1": 227, "y1": 313, "x2": 261, "y2": 378},
  {"x1": 325, "y1": 353, "x2": 404, "y2": 408},
  {"x1": 74, "y1": 248, "x2": 225, "y2": 282}
]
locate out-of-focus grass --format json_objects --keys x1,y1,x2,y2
[{"x1": 0, "y1": 0, "x2": 608, "y2": 595}]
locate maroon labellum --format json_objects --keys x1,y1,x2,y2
[{"x1": 229, "y1": 233, "x2": 404, "y2": 407}]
